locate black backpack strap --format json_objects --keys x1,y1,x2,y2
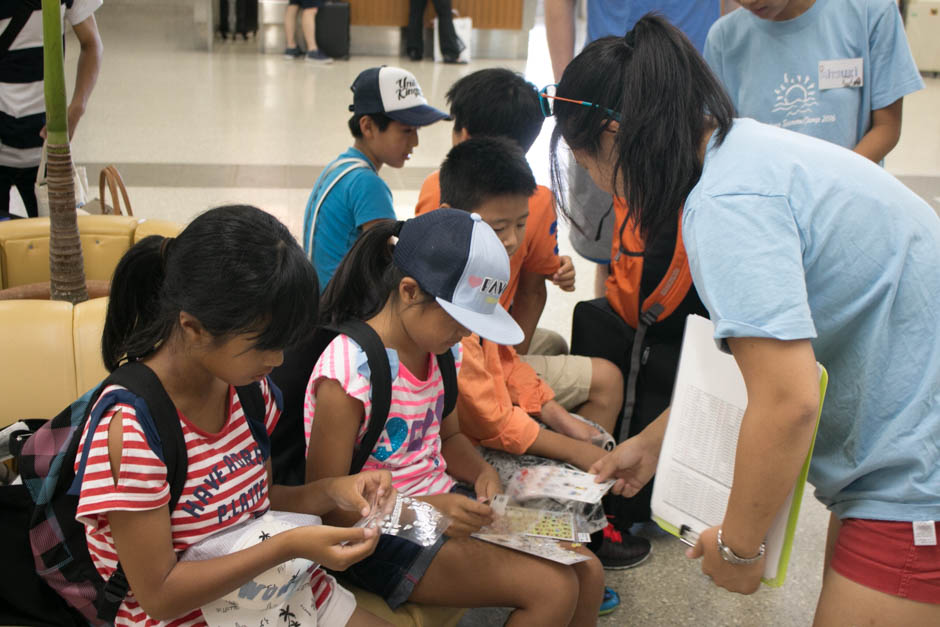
[
  {"x1": 341, "y1": 320, "x2": 392, "y2": 475},
  {"x1": 77, "y1": 363, "x2": 189, "y2": 620},
  {"x1": 234, "y1": 381, "x2": 272, "y2": 462},
  {"x1": 436, "y1": 348, "x2": 458, "y2": 418}
]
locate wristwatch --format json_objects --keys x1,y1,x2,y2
[{"x1": 716, "y1": 528, "x2": 765, "y2": 565}]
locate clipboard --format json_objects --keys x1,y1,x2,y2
[{"x1": 650, "y1": 315, "x2": 828, "y2": 587}]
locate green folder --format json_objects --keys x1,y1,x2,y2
[{"x1": 651, "y1": 315, "x2": 829, "y2": 587}]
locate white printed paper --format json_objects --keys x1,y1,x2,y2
[
  {"x1": 507, "y1": 466, "x2": 614, "y2": 504},
  {"x1": 472, "y1": 533, "x2": 590, "y2": 565}
]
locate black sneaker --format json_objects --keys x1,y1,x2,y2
[{"x1": 594, "y1": 523, "x2": 651, "y2": 570}]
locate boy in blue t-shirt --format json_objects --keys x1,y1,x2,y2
[
  {"x1": 302, "y1": 66, "x2": 449, "y2": 290},
  {"x1": 705, "y1": 0, "x2": 924, "y2": 163}
]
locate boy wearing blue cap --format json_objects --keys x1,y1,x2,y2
[{"x1": 302, "y1": 66, "x2": 450, "y2": 290}]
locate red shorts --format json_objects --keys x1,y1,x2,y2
[{"x1": 830, "y1": 518, "x2": 940, "y2": 604}]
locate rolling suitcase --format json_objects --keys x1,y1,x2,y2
[{"x1": 315, "y1": 1, "x2": 351, "y2": 59}]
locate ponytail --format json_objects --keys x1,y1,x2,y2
[
  {"x1": 320, "y1": 219, "x2": 407, "y2": 327},
  {"x1": 550, "y1": 13, "x2": 735, "y2": 241},
  {"x1": 102, "y1": 235, "x2": 171, "y2": 371},
  {"x1": 102, "y1": 205, "x2": 319, "y2": 372}
]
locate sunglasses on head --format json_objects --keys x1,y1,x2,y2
[{"x1": 538, "y1": 84, "x2": 621, "y2": 122}]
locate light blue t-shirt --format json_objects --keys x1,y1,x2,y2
[
  {"x1": 683, "y1": 119, "x2": 940, "y2": 522},
  {"x1": 705, "y1": 0, "x2": 923, "y2": 150},
  {"x1": 302, "y1": 147, "x2": 395, "y2": 291},
  {"x1": 587, "y1": 1, "x2": 719, "y2": 52}
]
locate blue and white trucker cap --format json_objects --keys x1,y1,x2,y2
[
  {"x1": 350, "y1": 66, "x2": 450, "y2": 127},
  {"x1": 393, "y1": 209, "x2": 524, "y2": 346}
]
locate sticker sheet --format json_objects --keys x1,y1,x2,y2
[
  {"x1": 487, "y1": 495, "x2": 576, "y2": 541},
  {"x1": 507, "y1": 466, "x2": 615, "y2": 504},
  {"x1": 471, "y1": 533, "x2": 591, "y2": 566}
]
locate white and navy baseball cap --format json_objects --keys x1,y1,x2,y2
[
  {"x1": 393, "y1": 209, "x2": 524, "y2": 346},
  {"x1": 350, "y1": 66, "x2": 451, "y2": 127}
]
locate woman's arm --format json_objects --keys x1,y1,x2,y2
[
  {"x1": 854, "y1": 99, "x2": 903, "y2": 163},
  {"x1": 690, "y1": 337, "x2": 820, "y2": 594}
]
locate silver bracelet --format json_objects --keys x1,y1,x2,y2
[{"x1": 716, "y1": 528, "x2": 766, "y2": 565}]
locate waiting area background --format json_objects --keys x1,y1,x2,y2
[{"x1": 43, "y1": 1, "x2": 940, "y2": 625}]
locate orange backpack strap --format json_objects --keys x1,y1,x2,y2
[{"x1": 611, "y1": 205, "x2": 694, "y2": 441}]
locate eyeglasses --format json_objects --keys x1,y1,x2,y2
[{"x1": 538, "y1": 84, "x2": 621, "y2": 122}]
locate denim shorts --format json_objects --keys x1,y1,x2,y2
[{"x1": 341, "y1": 534, "x2": 448, "y2": 609}]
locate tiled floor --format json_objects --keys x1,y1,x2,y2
[{"x1": 44, "y1": 3, "x2": 940, "y2": 625}]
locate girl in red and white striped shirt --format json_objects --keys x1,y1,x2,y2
[{"x1": 74, "y1": 205, "x2": 393, "y2": 627}]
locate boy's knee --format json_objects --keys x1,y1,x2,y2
[{"x1": 590, "y1": 357, "x2": 623, "y2": 398}]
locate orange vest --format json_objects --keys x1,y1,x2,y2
[{"x1": 605, "y1": 197, "x2": 693, "y2": 328}]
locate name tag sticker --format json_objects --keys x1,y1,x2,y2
[
  {"x1": 818, "y1": 58, "x2": 863, "y2": 90},
  {"x1": 913, "y1": 521, "x2": 937, "y2": 547}
]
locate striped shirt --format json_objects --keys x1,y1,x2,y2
[
  {"x1": 0, "y1": 0, "x2": 100, "y2": 168},
  {"x1": 74, "y1": 377, "x2": 333, "y2": 626},
  {"x1": 305, "y1": 334, "x2": 461, "y2": 497}
]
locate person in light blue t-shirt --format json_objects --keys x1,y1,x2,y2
[
  {"x1": 705, "y1": 0, "x2": 924, "y2": 162},
  {"x1": 553, "y1": 16, "x2": 940, "y2": 623},
  {"x1": 302, "y1": 66, "x2": 449, "y2": 290}
]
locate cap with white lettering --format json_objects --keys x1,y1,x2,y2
[
  {"x1": 393, "y1": 209, "x2": 524, "y2": 346},
  {"x1": 350, "y1": 66, "x2": 450, "y2": 127}
]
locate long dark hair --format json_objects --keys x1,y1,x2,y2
[
  {"x1": 320, "y1": 219, "x2": 408, "y2": 327},
  {"x1": 549, "y1": 14, "x2": 735, "y2": 241},
  {"x1": 102, "y1": 205, "x2": 319, "y2": 371}
]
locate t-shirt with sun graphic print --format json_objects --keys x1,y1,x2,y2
[{"x1": 704, "y1": 0, "x2": 923, "y2": 152}]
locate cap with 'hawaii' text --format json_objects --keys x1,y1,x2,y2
[{"x1": 393, "y1": 209, "x2": 524, "y2": 346}]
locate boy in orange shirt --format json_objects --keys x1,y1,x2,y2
[
  {"x1": 416, "y1": 69, "x2": 649, "y2": 569},
  {"x1": 415, "y1": 70, "x2": 622, "y2": 458}
]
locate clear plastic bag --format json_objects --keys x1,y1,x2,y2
[
  {"x1": 482, "y1": 450, "x2": 609, "y2": 535},
  {"x1": 354, "y1": 492, "x2": 451, "y2": 547}
]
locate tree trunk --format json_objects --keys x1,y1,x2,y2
[{"x1": 43, "y1": 0, "x2": 87, "y2": 304}]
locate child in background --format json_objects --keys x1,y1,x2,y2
[
  {"x1": 416, "y1": 68, "x2": 574, "y2": 355},
  {"x1": 303, "y1": 66, "x2": 449, "y2": 290},
  {"x1": 75, "y1": 205, "x2": 392, "y2": 626},
  {"x1": 705, "y1": 0, "x2": 923, "y2": 162},
  {"x1": 434, "y1": 138, "x2": 645, "y2": 573},
  {"x1": 415, "y1": 69, "x2": 623, "y2": 451},
  {"x1": 305, "y1": 210, "x2": 605, "y2": 625},
  {"x1": 431, "y1": 138, "x2": 620, "y2": 471}
]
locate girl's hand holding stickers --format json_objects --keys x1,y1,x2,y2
[
  {"x1": 285, "y1": 524, "x2": 380, "y2": 571},
  {"x1": 422, "y1": 494, "x2": 494, "y2": 537},
  {"x1": 473, "y1": 465, "x2": 503, "y2": 503},
  {"x1": 325, "y1": 470, "x2": 395, "y2": 517}
]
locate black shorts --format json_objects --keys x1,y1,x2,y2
[{"x1": 289, "y1": 0, "x2": 323, "y2": 8}]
